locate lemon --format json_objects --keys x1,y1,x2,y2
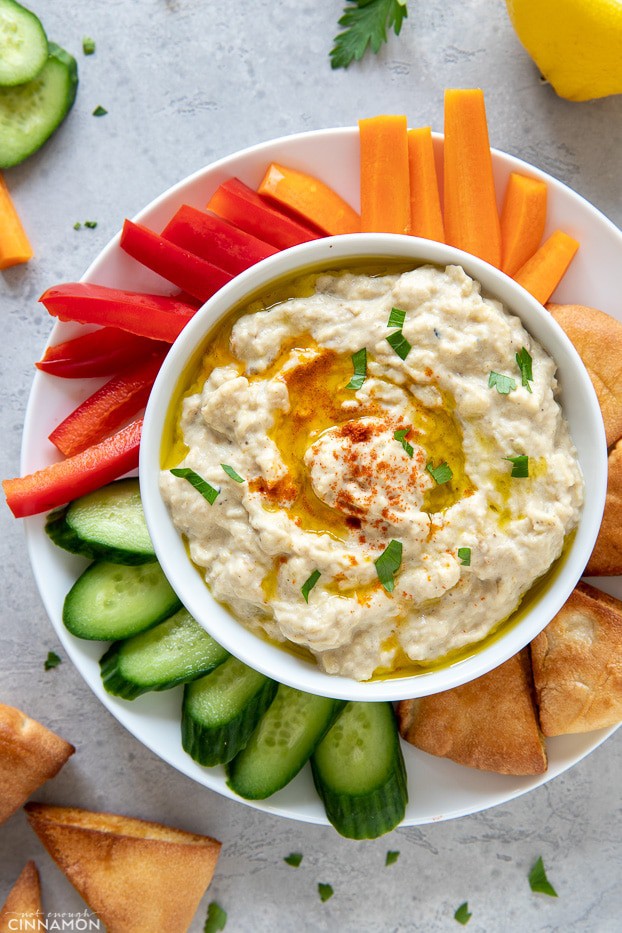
[{"x1": 505, "y1": 0, "x2": 622, "y2": 101}]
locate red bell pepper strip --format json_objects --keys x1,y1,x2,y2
[
  {"x1": 3, "y1": 420, "x2": 143, "y2": 518},
  {"x1": 48, "y1": 351, "x2": 166, "y2": 458},
  {"x1": 206, "y1": 177, "x2": 322, "y2": 250},
  {"x1": 35, "y1": 327, "x2": 168, "y2": 378},
  {"x1": 120, "y1": 219, "x2": 233, "y2": 304},
  {"x1": 162, "y1": 205, "x2": 278, "y2": 275},
  {"x1": 39, "y1": 283, "x2": 197, "y2": 343}
]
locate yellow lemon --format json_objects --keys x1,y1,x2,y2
[{"x1": 505, "y1": 0, "x2": 622, "y2": 101}]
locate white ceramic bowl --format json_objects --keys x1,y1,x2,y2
[{"x1": 140, "y1": 232, "x2": 607, "y2": 702}]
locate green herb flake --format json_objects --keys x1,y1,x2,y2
[
  {"x1": 203, "y1": 901, "x2": 227, "y2": 932},
  {"x1": 454, "y1": 902, "x2": 472, "y2": 925},
  {"x1": 385, "y1": 850, "x2": 400, "y2": 866},
  {"x1": 504, "y1": 455, "x2": 529, "y2": 478},
  {"x1": 426, "y1": 461, "x2": 453, "y2": 485},
  {"x1": 82, "y1": 37, "x2": 96, "y2": 55},
  {"x1": 387, "y1": 307, "x2": 406, "y2": 328},
  {"x1": 44, "y1": 651, "x2": 62, "y2": 671},
  {"x1": 92, "y1": 105, "x2": 108, "y2": 117},
  {"x1": 457, "y1": 547, "x2": 471, "y2": 566},
  {"x1": 170, "y1": 467, "x2": 219, "y2": 505},
  {"x1": 528, "y1": 856, "x2": 558, "y2": 897},
  {"x1": 221, "y1": 463, "x2": 245, "y2": 483},
  {"x1": 394, "y1": 428, "x2": 414, "y2": 458},
  {"x1": 346, "y1": 347, "x2": 367, "y2": 390},
  {"x1": 301, "y1": 569, "x2": 321, "y2": 603},
  {"x1": 84, "y1": 221, "x2": 98, "y2": 229},
  {"x1": 284, "y1": 852, "x2": 303, "y2": 867},
  {"x1": 386, "y1": 329, "x2": 411, "y2": 360},
  {"x1": 374, "y1": 539, "x2": 403, "y2": 593},
  {"x1": 516, "y1": 347, "x2": 534, "y2": 392},
  {"x1": 318, "y1": 883, "x2": 334, "y2": 903},
  {"x1": 73, "y1": 222, "x2": 81, "y2": 230},
  {"x1": 488, "y1": 371, "x2": 517, "y2": 395},
  {"x1": 330, "y1": 0, "x2": 408, "y2": 70}
]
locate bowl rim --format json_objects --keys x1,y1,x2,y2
[{"x1": 140, "y1": 232, "x2": 607, "y2": 701}]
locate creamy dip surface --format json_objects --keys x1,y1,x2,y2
[{"x1": 160, "y1": 264, "x2": 584, "y2": 681}]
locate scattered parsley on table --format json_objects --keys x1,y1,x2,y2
[
  {"x1": 529, "y1": 856, "x2": 558, "y2": 897},
  {"x1": 44, "y1": 651, "x2": 62, "y2": 671}
]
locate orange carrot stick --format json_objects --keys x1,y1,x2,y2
[
  {"x1": 0, "y1": 172, "x2": 33, "y2": 270},
  {"x1": 500, "y1": 173, "x2": 548, "y2": 276},
  {"x1": 257, "y1": 163, "x2": 360, "y2": 236},
  {"x1": 407, "y1": 127, "x2": 444, "y2": 243},
  {"x1": 443, "y1": 88, "x2": 501, "y2": 267},
  {"x1": 359, "y1": 115, "x2": 410, "y2": 235},
  {"x1": 513, "y1": 230, "x2": 579, "y2": 305}
]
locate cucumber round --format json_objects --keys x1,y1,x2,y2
[
  {"x1": 0, "y1": 41, "x2": 78, "y2": 168},
  {"x1": 0, "y1": 0, "x2": 48, "y2": 86},
  {"x1": 63, "y1": 560, "x2": 181, "y2": 641}
]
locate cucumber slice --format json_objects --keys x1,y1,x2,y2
[
  {"x1": 182, "y1": 657, "x2": 277, "y2": 767},
  {"x1": 0, "y1": 0, "x2": 48, "y2": 86},
  {"x1": 311, "y1": 701, "x2": 408, "y2": 839},
  {"x1": 46, "y1": 479, "x2": 156, "y2": 565},
  {"x1": 100, "y1": 608, "x2": 229, "y2": 700},
  {"x1": 0, "y1": 42, "x2": 78, "y2": 168},
  {"x1": 226, "y1": 686, "x2": 345, "y2": 800},
  {"x1": 63, "y1": 560, "x2": 181, "y2": 641}
]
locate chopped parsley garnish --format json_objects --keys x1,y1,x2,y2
[
  {"x1": 84, "y1": 221, "x2": 98, "y2": 229},
  {"x1": 488, "y1": 371, "x2": 517, "y2": 395},
  {"x1": 318, "y1": 883, "x2": 334, "y2": 903},
  {"x1": 301, "y1": 569, "x2": 321, "y2": 603},
  {"x1": 330, "y1": 0, "x2": 408, "y2": 70},
  {"x1": 374, "y1": 539, "x2": 403, "y2": 593},
  {"x1": 394, "y1": 428, "x2": 414, "y2": 457},
  {"x1": 284, "y1": 852, "x2": 303, "y2": 867},
  {"x1": 346, "y1": 347, "x2": 367, "y2": 390},
  {"x1": 82, "y1": 37, "x2": 96, "y2": 55},
  {"x1": 73, "y1": 222, "x2": 81, "y2": 230},
  {"x1": 221, "y1": 463, "x2": 245, "y2": 483},
  {"x1": 528, "y1": 856, "x2": 558, "y2": 897},
  {"x1": 170, "y1": 467, "x2": 219, "y2": 504},
  {"x1": 516, "y1": 347, "x2": 534, "y2": 392},
  {"x1": 44, "y1": 651, "x2": 62, "y2": 671},
  {"x1": 457, "y1": 547, "x2": 471, "y2": 566},
  {"x1": 454, "y1": 902, "x2": 472, "y2": 925},
  {"x1": 426, "y1": 461, "x2": 453, "y2": 485},
  {"x1": 203, "y1": 901, "x2": 227, "y2": 932},
  {"x1": 504, "y1": 455, "x2": 529, "y2": 478},
  {"x1": 385, "y1": 850, "x2": 400, "y2": 866},
  {"x1": 92, "y1": 105, "x2": 108, "y2": 116},
  {"x1": 387, "y1": 307, "x2": 406, "y2": 328},
  {"x1": 386, "y1": 329, "x2": 411, "y2": 360}
]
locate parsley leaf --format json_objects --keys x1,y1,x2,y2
[
  {"x1": 330, "y1": 0, "x2": 408, "y2": 70},
  {"x1": 346, "y1": 347, "x2": 367, "y2": 390},
  {"x1": 516, "y1": 347, "x2": 534, "y2": 392},
  {"x1": 394, "y1": 428, "x2": 414, "y2": 457},
  {"x1": 284, "y1": 852, "x2": 303, "y2": 867},
  {"x1": 92, "y1": 105, "x2": 108, "y2": 117},
  {"x1": 221, "y1": 463, "x2": 245, "y2": 483},
  {"x1": 528, "y1": 856, "x2": 558, "y2": 897},
  {"x1": 374, "y1": 539, "x2": 403, "y2": 593},
  {"x1": 386, "y1": 329, "x2": 411, "y2": 360},
  {"x1": 457, "y1": 547, "x2": 471, "y2": 566},
  {"x1": 82, "y1": 37, "x2": 96, "y2": 55},
  {"x1": 387, "y1": 307, "x2": 406, "y2": 328},
  {"x1": 504, "y1": 455, "x2": 529, "y2": 478},
  {"x1": 488, "y1": 371, "x2": 517, "y2": 395},
  {"x1": 204, "y1": 901, "x2": 227, "y2": 932},
  {"x1": 454, "y1": 902, "x2": 472, "y2": 924},
  {"x1": 318, "y1": 883, "x2": 334, "y2": 902},
  {"x1": 44, "y1": 651, "x2": 62, "y2": 671},
  {"x1": 385, "y1": 850, "x2": 400, "y2": 866},
  {"x1": 171, "y1": 467, "x2": 220, "y2": 504},
  {"x1": 301, "y1": 569, "x2": 321, "y2": 603},
  {"x1": 84, "y1": 221, "x2": 98, "y2": 229},
  {"x1": 426, "y1": 461, "x2": 453, "y2": 485}
]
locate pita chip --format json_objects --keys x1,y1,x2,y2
[
  {"x1": 531, "y1": 582, "x2": 622, "y2": 735},
  {"x1": 0, "y1": 704, "x2": 74, "y2": 824},
  {"x1": 0, "y1": 862, "x2": 42, "y2": 933},
  {"x1": 25, "y1": 803, "x2": 221, "y2": 933},
  {"x1": 547, "y1": 303, "x2": 622, "y2": 447},
  {"x1": 397, "y1": 650, "x2": 547, "y2": 775},
  {"x1": 586, "y1": 439, "x2": 622, "y2": 576}
]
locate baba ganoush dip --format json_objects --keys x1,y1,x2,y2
[{"x1": 160, "y1": 264, "x2": 584, "y2": 681}]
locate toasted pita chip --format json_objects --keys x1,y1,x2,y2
[
  {"x1": 531, "y1": 581, "x2": 622, "y2": 735},
  {"x1": 586, "y1": 439, "x2": 622, "y2": 575},
  {"x1": 397, "y1": 650, "x2": 547, "y2": 775},
  {"x1": 25, "y1": 803, "x2": 221, "y2": 933},
  {"x1": 0, "y1": 862, "x2": 42, "y2": 933},
  {"x1": 547, "y1": 303, "x2": 622, "y2": 447},
  {"x1": 0, "y1": 704, "x2": 74, "y2": 824}
]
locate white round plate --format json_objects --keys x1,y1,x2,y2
[{"x1": 22, "y1": 128, "x2": 622, "y2": 827}]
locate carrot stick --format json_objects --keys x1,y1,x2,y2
[
  {"x1": 359, "y1": 115, "x2": 410, "y2": 235},
  {"x1": 407, "y1": 127, "x2": 444, "y2": 243},
  {"x1": 500, "y1": 173, "x2": 548, "y2": 276},
  {"x1": 443, "y1": 89, "x2": 501, "y2": 267},
  {"x1": 513, "y1": 230, "x2": 579, "y2": 305},
  {"x1": 0, "y1": 172, "x2": 33, "y2": 270},
  {"x1": 257, "y1": 163, "x2": 360, "y2": 236}
]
